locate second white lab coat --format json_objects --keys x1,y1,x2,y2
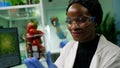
[{"x1": 55, "y1": 35, "x2": 120, "y2": 68}]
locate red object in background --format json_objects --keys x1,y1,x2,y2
[
  {"x1": 27, "y1": 21, "x2": 37, "y2": 33},
  {"x1": 26, "y1": 20, "x2": 45, "y2": 59}
]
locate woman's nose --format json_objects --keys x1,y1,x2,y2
[{"x1": 70, "y1": 21, "x2": 80, "y2": 29}]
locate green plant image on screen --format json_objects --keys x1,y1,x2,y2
[
  {"x1": 0, "y1": 28, "x2": 21, "y2": 68},
  {"x1": 0, "y1": 33, "x2": 17, "y2": 55}
]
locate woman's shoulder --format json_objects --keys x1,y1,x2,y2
[
  {"x1": 97, "y1": 35, "x2": 120, "y2": 57},
  {"x1": 100, "y1": 35, "x2": 120, "y2": 51}
]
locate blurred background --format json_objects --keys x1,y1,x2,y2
[{"x1": 0, "y1": 0, "x2": 120, "y2": 67}]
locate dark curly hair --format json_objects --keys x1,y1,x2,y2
[{"x1": 66, "y1": 0, "x2": 103, "y2": 26}]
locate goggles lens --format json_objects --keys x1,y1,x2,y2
[{"x1": 66, "y1": 16, "x2": 95, "y2": 24}]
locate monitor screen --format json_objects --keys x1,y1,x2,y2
[{"x1": 0, "y1": 28, "x2": 21, "y2": 68}]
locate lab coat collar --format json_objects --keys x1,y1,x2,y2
[
  {"x1": 64, "y1": 41, "x2": 78, "y2": 68},
  {"x1": 90, "y1": 35, "x2": 108, "y2": 68},
  {"x1": 65, "y1": 35, "x2": 107, "y2": 68}
]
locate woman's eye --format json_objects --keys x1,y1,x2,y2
[
  {"x1": 66, "y1": 18, "x2": 72, "y2": 24},
  {"x1": 78, "y1": 17, "x2": 87, "y2": 23}
]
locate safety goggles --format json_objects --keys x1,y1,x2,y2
[{"x1": 66, "y1": 16, "x2": 95, "y2": 24}]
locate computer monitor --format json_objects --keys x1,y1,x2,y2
[{"x1": 0, "y1": 28, "x2": 21, "y2": 68}]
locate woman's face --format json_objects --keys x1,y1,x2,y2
[{"x1": 66, "y1": 3, "x2": 96, "y2": 43}]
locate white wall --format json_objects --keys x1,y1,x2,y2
[
  {"x1": 99, "y1": 0, "x2": 114, "y2": 19},
  {"x1": 42, "y1": 0, "x2": 72, "y2": 52}
]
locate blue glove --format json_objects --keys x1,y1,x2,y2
[
  {"x1": 24, "y1": 57, "x2": 44, "y2": 68},
  {"x1": 24, "y1": 51, "x2": 57, "y2": 68},
  {"x1": 46, "y1": 51, "x2": 57, "y2": 68}
]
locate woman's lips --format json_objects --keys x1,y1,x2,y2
[{"x1": 72, "y1": 32, "x2": 81, "y2": 37}]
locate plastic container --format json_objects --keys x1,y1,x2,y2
[{"x1": 0, "y1": 2, "x2": 11, "y2": 7}]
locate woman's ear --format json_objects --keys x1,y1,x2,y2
[
  {"x1": 94, "y1": 22, "x2": 98, "y2": 27},
  {"x1": 95, "y1": 22, "x2": 97, "y2": 26}
]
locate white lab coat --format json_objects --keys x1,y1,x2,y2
[{"x1": 55, "y1": 35, "x2": 120, "y2": 68}]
